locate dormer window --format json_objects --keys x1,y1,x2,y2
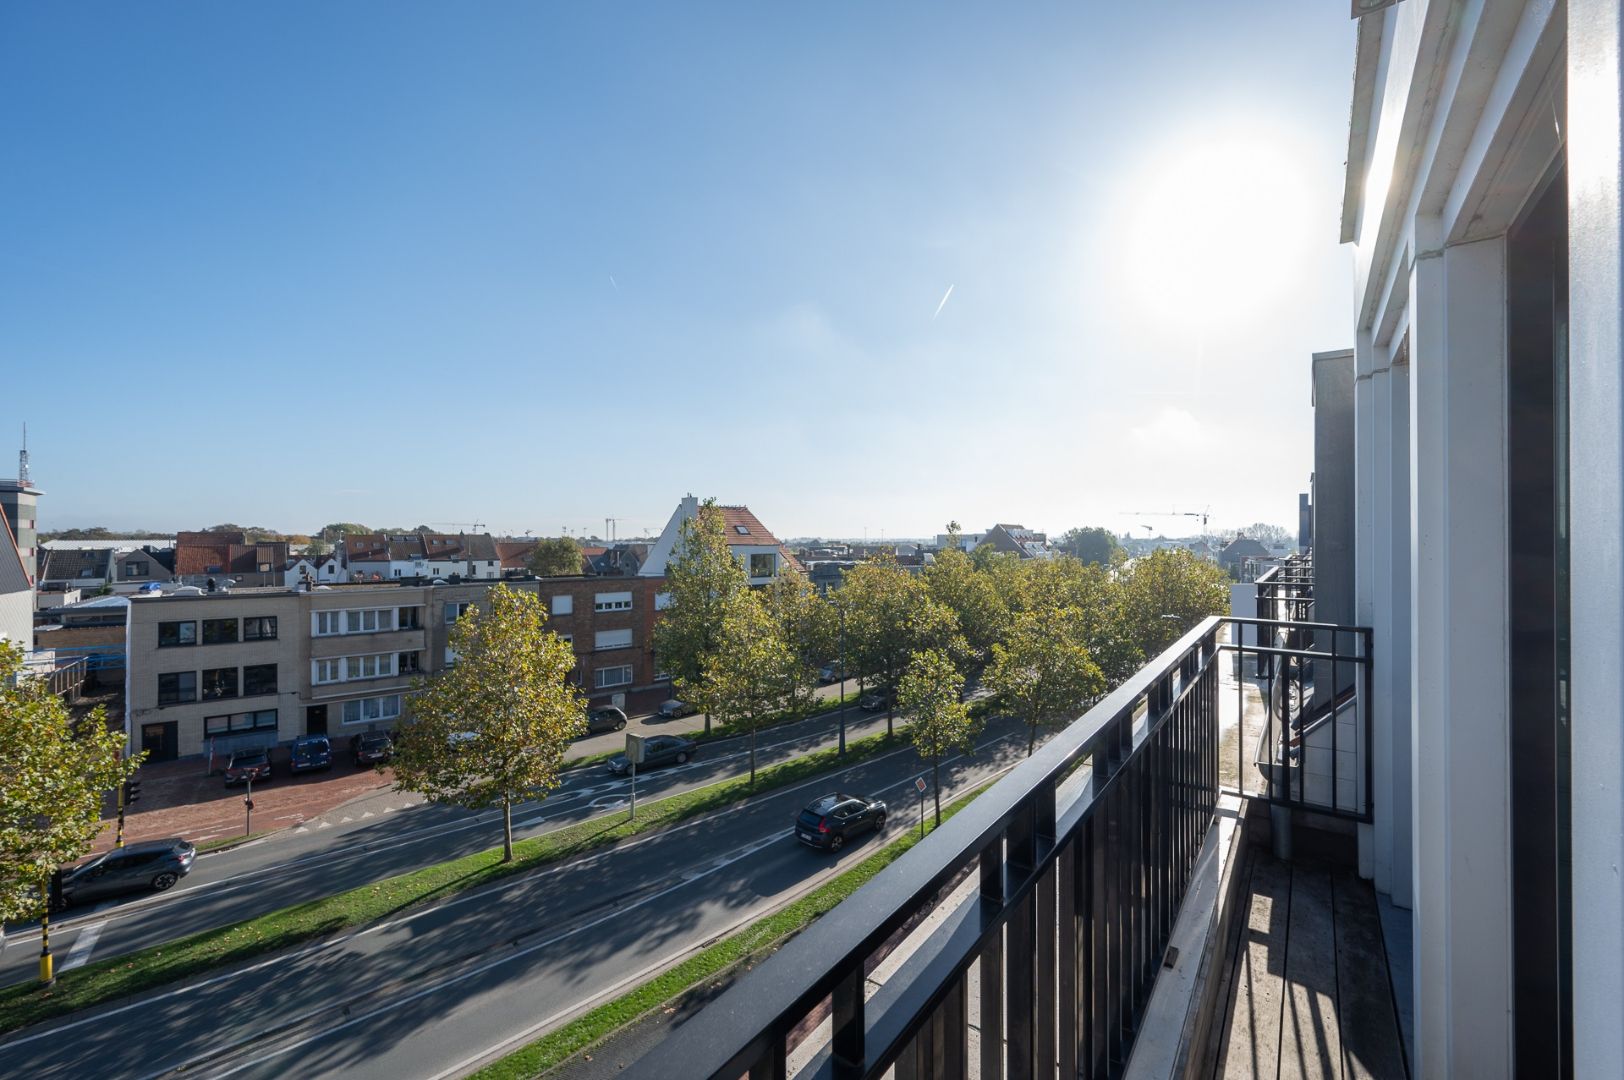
[{"x1": 734, "y1": 525, "x2": 750, "y2": 535}]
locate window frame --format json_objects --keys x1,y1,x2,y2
[
  {"x1": 243, "y1": 663, "x2": 277, "y2": 697},
  {"x1": 243, "y1": 616, "x2": 278, "y2": 641},
  {"x1": 201, "y1": 618, "x2": 240, "y2": 646},
  {"x1": 158, "y1": 621, "x2": 197, "y2": 648},
  {"x1": 593, "y1": 664, "x2": 633, "y2": 689},
  {"x1": 157, "y1": 671, "x2": 197, "y2": 706}
]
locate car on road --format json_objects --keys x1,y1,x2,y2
[
  {"x1": 818, "y1": 663, "x2": 845, "y2": 684},
  {"x1": 448, "y1": 730, "x2": 480, "y2": 751},
  {"x1": 52, "y1": 838, "x2": 196, "y2": 909},
  {"x1": 585, "y1": 706, "x2": 628, "y2": 734},
  {"x1": 795, "y1": 793, "x2": 887, "y2": 852},
  {"x1": 290, "y1": 735, "x2": 333, "y2": 773},
  {"x1": 224, "y1": 750, "x2": 272, "y2": 785},
  {"x1": 352, "y1": 730, "x2": 394, "y2": 767},
  {"x1": 657, "y1": 699, "x2": 697, "y2": 719},
  {"x1": 606, "y1": 734, "x2": 698, "y2": 775},
  {"x1": 859, "y1": 689, "x2": 892, "y2": 712}
]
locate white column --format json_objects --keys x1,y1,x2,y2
[
  {"x1": 1409, "y1": 226, "x2": 1514, "y2": 1078},
  {"x1": 1354, "y1": 334, "x2": 1378, "y2": 880},
  {"x1": 1384, "y1": 355, "x2": 1413, "y2": 909},
  {"x1": 1568, "y1": 2, "x2": 1624, "y2": 1071}
]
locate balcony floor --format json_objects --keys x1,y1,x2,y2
[{"x1": 1208, "y1": 847, "x2": 1409, "y2": 1080}]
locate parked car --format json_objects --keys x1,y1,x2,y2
[
  {"x1": 447, "y1": 730, "x2": 480, "y2": 751},
  {"x1": 606, "y1": 734, "x2": 698, "y2": 775},
  {"x1": 352, "y1": 730, "x2": 394, "y2": 766},
  {"x1": 52, "y1": 838, "x2": 196, "y2": 909},
  {"x1": 290, "y1": 735, "x2": 333, "y2": 773},
  {"x1": 585, "y1": 706, "x2": 628, "y2": 734},
  {"x1": 859, "y1": 689, "x2": 892, "y2": 712},
  {"x1": 818, "y1": 663, "x2": 845, "y2": 684},
  {"x1": 224, "y1": 750, "x2": 272, "y2": 785},
  {"x1": 657, "y1": 699, "x2": 697, "y2": 719},
  {"x1": 795, "y1": 793, "x2": 887, "y2": 852}
]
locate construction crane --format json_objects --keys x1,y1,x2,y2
[
  {"x1": 430, "y1": 520, "x2": 485, "y2": 532},
  {"x1": 1123, "y1": 508, "x2": 1212, "y2": 535}
]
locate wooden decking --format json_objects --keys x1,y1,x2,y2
[{"x1": 1208, "y1": 848, "x2": 1409, "y2": 1080}]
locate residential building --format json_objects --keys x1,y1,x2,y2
[
  {"x1": 124, "y1": 575, "x2": 663, "y2": 764},
  {"x1": 639, "y1": 496, "x2": 801, "y2": 585},
  {"x1": 172, "y1": 531, "x2": 291, "y2": 588},
  {"x1": 37, "y1": 547, "x2": 115, "y2": 590},
  {"x1": 1216, "y1": 534, "x2": 1270, "y2": 578},
  {"x1": 0, "y1": 514, "x2": 32, "y2": 653},
  {"x1": 0, "y1": 474, "x2": 42, "y2": 581},
  {"x1": 113, "y1": 546, "x2": 175, "y2": 588},
  {"x1": 340, "y1": 532, "x2": 503, "y2": 582},
  {"x1": 980, "y1": 521, "x2": 1053, "y2": 559}
]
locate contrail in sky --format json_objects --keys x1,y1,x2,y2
[
  {"x1": 609, "y1": 274, "x2": 619, "y2": 292},
  {"x1": 933, "y1": 284, "x2": 955, "y2": 318}
]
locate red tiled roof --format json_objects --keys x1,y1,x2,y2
[
  {"x1": 718, "y1": 506, "x2": 779, "y2": 547},
  {"x1": 495, "y1": 541, "x2": 538, "y2": 570}
]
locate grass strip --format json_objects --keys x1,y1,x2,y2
[
  {"x1": 193, "y1": 831, "x2": 275, "y2": 855},
  {"x1": 0, "y1": 725, "x2": 910, "y2": 1036},
  {"x1": 467, "y1": 780, "x2": 991, "y2": 1080}
]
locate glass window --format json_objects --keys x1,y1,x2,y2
[
  {"x1": 594, "y1": 665, "x2": 633, "y2": 689},
  {"x1": 594, "y1": 628, "x2": 633, "y2": 650},
  {"x1": 205, "y1": 715, "x2": 230, "y2": 735},
  {"x1": 398, "y1": 607, "x2": 422, "y2": 629},
  {"x1": 749, "y1": 553, "x2": 776, "y2": 578},
  {"x1": 157, "y1": 671, "x2": 196, "y2": 705},
  {"x1": 243, "y1": 616, "x2": 277, "y2": 641},
  {"x1": 201, "y1": 618, "x2": 239, "y2": 645},
  {"x1": 243, "y1": 664, "x2": 277, "y2": 696},
  {"x1": 127, "y1": 561, "x2": 147, "y2": 577},
  {"x1": 314, "y1": 659, "x2": 342, "y2": 684},
  {"x1": 399, "y1": 651, "x2": 421, "y2": 674},
  {"x1": 314, "y1": 611, "x2": 341, "y2": 636},
  {"x1": 594, "y1": 592, "x2": 633, "y2": 612},
  {"x1": 551, "y1": 595, "x2": 573, "y2": 616},
  {"x1": 444, "y1": 601, "x2": 471, "y2": 624},
  {"x1": 158, "y1": 621, "x2": 197, "y2": 648},
  {"x1": 201, "y1": 667, "x2": 239, "y2": 701}
]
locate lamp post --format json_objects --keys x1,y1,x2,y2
[{"x1": 837, "y1": 598, "x2": 847, "y2": 756}]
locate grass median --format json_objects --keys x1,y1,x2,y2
[
  {"x1": 0, "y1": 724, "x2": 911, "y2": 1037},
  {"x1": 467, "y1": 779, "x2": 991, "y2": 1080}
]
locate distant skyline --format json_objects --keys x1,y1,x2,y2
[{"x1": 3, "y1": 2, "x2": 1354, "y2": 541}]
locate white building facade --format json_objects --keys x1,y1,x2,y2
[{"x1": 1343, "y1": 1, "x2": 1623, "y2": 1074}]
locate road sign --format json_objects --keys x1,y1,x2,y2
[
  {"x1": 915, "y1": 777, "x2": 927, "y2": 794},
  {"x1": 625, "y1": 733, "x2": 647, "y2": 765}
]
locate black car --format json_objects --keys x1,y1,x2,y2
[
  {"x1": 352, "y1": 730, "x2": 394, "y2": 766},
  {"x1": 796, "y1": 792, "x2": 887, "y2": 852},
  {"x1": 859, "y1": 690, "x2": 892, "y2": 712},
  {"x1": 585, "y1": 706, "x2": 628, "y2": 735},
  {"x1": 606, "y1": 734, "x2": 697, "y2": 775},
  {"x1": 224, "y1": 750, "x2": 272, "y2": 785},
  {"x1": 290, "y1": 735, "x2": 333, "y2": 773},
  {"x1": 53, "y1": 838, "x2": 196, "y2": 909}
]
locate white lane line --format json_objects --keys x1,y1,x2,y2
[{"x1": 59, "y1": 921, "x2": 106, "y2": 973}]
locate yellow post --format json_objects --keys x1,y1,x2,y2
[
  {"x1": 116, "y1": 781, "x2": 126, "y2": 849},
  {"x1": 38, "y1": 883, "x2": 54, "y2": 986}
]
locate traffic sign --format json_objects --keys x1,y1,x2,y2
[{"x1": 915, "y1": 777, "x2": 927, "y2": 793}]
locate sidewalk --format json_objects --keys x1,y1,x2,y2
[{"x1": 94, "y1": 757, "x2": 396, "y2": 853}]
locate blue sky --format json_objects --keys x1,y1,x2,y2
[{"x1": 2, "y1": 2, "x2": 1354, "y2": 540}]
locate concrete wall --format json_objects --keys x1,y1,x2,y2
[{"x1": 1311, "y1": 349, "x2": 1356, "y2": 629}]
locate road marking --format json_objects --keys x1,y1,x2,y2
[
  {"x1": 317, "y1": 820, "x2": 332, "y2": 829},
  {"x1": 360, "y1": 811, "x2": 375, "y2": 819},
  {"x1": 339, "y1": 816, "x2": 353, "y2": 824},
  {"x1": 60, "y1": 921, "x2": 106, "y2": 972}
]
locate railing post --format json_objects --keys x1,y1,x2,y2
[{"x1": 831, "y1": 967, "x2": 865, "y2": 1078}]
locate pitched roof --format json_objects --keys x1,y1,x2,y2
[
  {"x1": 1220, "y1": 536, "x2": 1271, "y2": 560},
  {"x1": 40, "y1": 547, "x2": 115, "y2": 581},
  {"x1": 495, "y1": 541, "x2": 539, "y2": 570},
  {"x1": 718, "y1": 506, "x2": 780, "y2": 547},
  {"x1": 174, "y1": 532, "x2": 242, "y2": 576},
  {"x1": 0, "y1": 512, "x2": 30, "y2": 593}
]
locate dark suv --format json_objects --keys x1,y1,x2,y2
[
  {"x1": 290, "y1": 735, "x2": 333, "y2": 773},
  {"x1": 53, "y1": 838, "x2": 196, "y2": 909},
  {"x1": 352, "y1": 730, "x2": 394, "y2": 767},
  {"x1": 585, "y1": 706, "x2": 628, "y2": 735},
  {"x1": 796, "y1": 793, "x2": 887, "y2": 852}
]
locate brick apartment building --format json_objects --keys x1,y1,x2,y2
[{"x1": 125, "y1": 575, "x2": 663, "y2": 763}]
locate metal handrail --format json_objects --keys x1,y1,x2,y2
[{"x1": 622, "y1": 617, "x2": 1226, "y2": 1080}]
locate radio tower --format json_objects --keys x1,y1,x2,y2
[{"x1": 18, "y1": 424, "x2": 28, "y2": 486}]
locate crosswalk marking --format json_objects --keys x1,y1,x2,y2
[{"x1": 61, "y1": 920, "x2": 106, "y2": 972}]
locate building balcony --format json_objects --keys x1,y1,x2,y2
[{"x1": 613, "y1": 594, "x2": 1395, "y2": 1078}]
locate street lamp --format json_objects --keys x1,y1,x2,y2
[{"x1": 837, "y1": 599, "x2": 847, "y2": 755}]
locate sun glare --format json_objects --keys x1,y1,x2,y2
[{"x1": 1115, "y1": 127, "x2": 1315, "y2": 334}]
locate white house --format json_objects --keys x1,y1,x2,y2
[{"x1": 639, "y1": 496, "x2": 797, "y2": 586}]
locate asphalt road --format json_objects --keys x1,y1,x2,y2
[
  {"x1": 0, "y1": 697, "x2": 904, "y2": 990},
  {"x1": 0, "y1": 716, "x2": 1032, "y2": 1080}
]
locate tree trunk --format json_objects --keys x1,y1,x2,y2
[
  {"x1": 749, "y1": 727, "x2": 757, "y2": 785},
  {"x1": 502, "y1": 796, "x2": 514, "y2": 862},
  {"x1": 1026, "y1": 720, "x2": 1037, "y2": 757},
  {"x1": 704, "y1": 710, "x2": 711, "y2": 736},
  {"x1": 932, "y1": 755, "x2": 941, "y2": 826}
]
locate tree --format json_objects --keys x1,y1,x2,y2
[
  {"x1": 527, "y1": 537, "x2": 583, "y2": 578},
  {"x1": 0, "y1": 642, "x2": 140, "y2": 930},
  {"x1": 1057, "y1": 526, "x2": 1121, "y2": 566},
  {"x1": 652, "y1": 499, "x2": 749, "y2": 735},
  {"x1": 924, "y1": 543, "x2": 1009, "y2": 664},
  {"x1": 699, "y1": 590, "x2": 799, "y2": 784},
  {"x1": 899, "y1": 648, "x2": 976, "y2": 825},
  {"x1": 987, "y1": 607, "x2": 1106, "y2": 756},
  {"x1": 1115, "y1": 548, "x2": 1231, "y2": 659},
  {"x1": 391, "y1": 584, "x2": 585, "y2": 861},
  {"x1": 842, "y1": 554, "x2": 961, "y2": 736},
  {"x1": 762, "y1": 571, "x2": 836, "y2": 715}
]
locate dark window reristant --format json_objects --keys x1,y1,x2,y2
[
  {"x1": 243, "y1": 616, "x2": 278, "y2": 641},
  {"x1": 202, "y1": 618, "x2": 239, "y2": 645},
  {"x1": 243, "y1": 664, "x2": 278, "y2": 696},
  {"x1": 201, "y1": 667, "x2": 239, "y2": 701},
  {"x1": 158, "y1": 621, "x2": 197, "y2": 648},
  {"x1": 157, "y1": 671, "x2": 197, "y2": 705}
]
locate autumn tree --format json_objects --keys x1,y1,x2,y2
[
  {"x1": 698, "y1": 589, "x2": 799, "y2": 784},
  {"x1": 899, "y1": 648, "x2": 977, "y2": 825},
  {"x1": 0, "y1": 642, "x2": 140, "y2": 930},
  {"x1": 391, "y1": 584, "x2": 585, "y2": 861},
  {"x1": 761, "y1": 571, "x2": 836, "y2": 715},
  {"x1": 924, "y1": 542, "x2": 1009, "y2": 665},
  {"x1": 842, "y1": 554, "x2": 961, "y2": 736},
  {"x1": 527, "y1": 537, "x2": 584, "y2": 578},
  {"x1": 1056, "y1": 526, "x2": 1122, "y2": 566},
  {"x1": 652, "y1": 499, "x2": 749, "y2": 735},
  {"x1": 1115, "y1": 547, "x2": 1231, "y2": 660},
  {"x1": 987, "y1": 606, "x2": 1106, "y2": 756}
]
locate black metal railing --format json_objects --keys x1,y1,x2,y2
[
  {"x1": 622, "y1": 618, "x2": 1225, "y2": 1080},
  {"x1": 1254, "y1": 552, "x2": 1313, "y2": 624},
  {"x1": 1220, "y1": 616, "x2": 1371, "y2": 821}
]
